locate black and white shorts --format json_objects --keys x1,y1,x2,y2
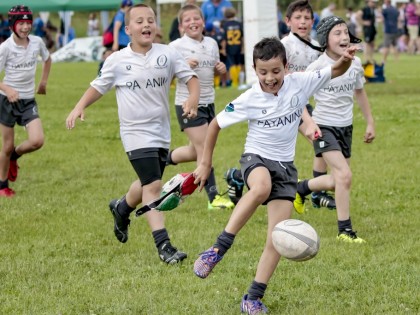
[
  {"x1": 313, "y1": 125, "x2": 353, "y2": 158},
  {"x1": 0, "y1": 94, "x2": 40, "y2": 127},
  {"x1": 175, "y1": 103, "x2": 215, "y2": 131},
  {"x1": 126, "y1": 147, "x2": 168, "y2": 186},
  {"x1": 239, "y1": 153, "x2": 297, "y2": 204}
]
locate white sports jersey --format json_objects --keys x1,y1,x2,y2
[
  {"x1": 169, "y1": 35, "x2": 219, "y2": 105},
  {"x1": 0, "y1": 35, "x2": 50, "y2": 99},
  {"x1": 306, "y1": 53, "x2": 365, "y2": 127},
  {"x1": 217, "y1": 67, "x2": 332, "y2": 162},
  {"x1": 91, "y1": 43, "x2": 195, "y2": 152},
  {"x1": 281, "y1": 33, "x2": 321, "y2": 73}
]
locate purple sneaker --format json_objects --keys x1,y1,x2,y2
[
  {"x1": 193, "y1": 247, "x2": 223, "y2": 278},
  {"x1": 241, "y1": 294, "x2": 268, "y2": 315}
]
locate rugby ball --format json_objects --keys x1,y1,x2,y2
[{"x1": 272, "y1": 219, "x2": 320, "y2": 262}]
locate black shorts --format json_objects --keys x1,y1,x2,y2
[
  {"x1": 0, "y1": 94, "x2": 40, "y2": 127},
  {"x1": 127, "y1": 147, "x2": 168, "y2": 186},
  {"x1": 313, "y1": 125, "x2": 353, "y2": 158},
  {"x1": 239, "y1": 153, "x2": 297, "y2": 204},
  {"x1": 175, "y1": 103, "x2": 215, "y2": 131},
  {"x1": 363, "y1": 26, "x2": 376, "y2": 43},
  {"x1": 227, "y1": 53, "x2": 244, "y2": 67}
]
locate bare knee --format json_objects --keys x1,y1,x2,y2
[
  {"x1": 335, "y1": 169, "x2": 352, "y2": 190},
  {"x1": 248, "y1": 183, "x2": 271, "y2": 204}
]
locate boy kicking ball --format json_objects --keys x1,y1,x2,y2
[{"x1": 193, "y1": 37, "x2": 358, "y2": 314}]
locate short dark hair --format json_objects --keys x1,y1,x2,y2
[
  {"x1": 253, "y1": 37, "x2": 287, "y2": 67},
  {"x1": 285, "y1": 0, "x2": 314, "y2": 20}
]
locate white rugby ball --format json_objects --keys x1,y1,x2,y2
[{"x1": 272, "y1": 219, "x2": 320, "y2": 262}]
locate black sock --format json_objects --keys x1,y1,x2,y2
[
  {"x1": 312, "y1": 171, "x2": 327, "y2": 196},
  {"x1": 117, "y1": 196, "x2": 135, "y2": 217},
  {"x1": 338, "y1": 218, "x2": 352, "y2": 233},
  {"x1": 248, "y1": 280, "x2": 267, "y2": 300},
  {"x1": 166, "y1": 150, "x2": 177, "y2": 165},
  {"x1": 297, "y1": 179, "x2": 311, "y2": 197},
  {"x1": 205, "y1": 167, "x2": 218, "y2": 202},
  {"x1": 152, "y1": 228, "x2": 170, "y2": 248},
  {"x1": 214, "y1": 230, "x2": 235, "y2": 256},
  {"x1": 0, "y1": 179, "x2": 8, "y2": 189},
  {"x1": 11, "y1": 148, "x2": 21, "y2": 161}
]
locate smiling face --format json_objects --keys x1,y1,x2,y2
[
  {"x1": 326, "y1": 23, "x2": 350, "y2": 60},
  {"x1": 179, "y1": 7, "x2": 204, "y2": 41},
  {"x1": 286, "y1": 9, "x2": 313, "y2": 40},
  {"x1": 125, "y1": 6, "x2": 157, "y2": 53},
  {"x1": 13, "y1": 20, "x2": 32, "y2": 41},
  {"x1": 254, "y1": 57, "x2": 286, "y2": 95}
]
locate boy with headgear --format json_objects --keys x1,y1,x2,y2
[
  {"x1": 294, "y1": 16, "x2": 375, "y2": 243},
  {"x1": 0, "y1": 5, "x2": 51, "y2": 197}
]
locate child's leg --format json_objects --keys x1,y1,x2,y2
[
  {"x1": 253, "y1": 199, "x2": 292, "y2": 285},
  {"x1": 16, "y1": 118, "x2": 44, "y2": 155},
  {"x1": 172, "y1": 124, "x2": 207, "y2": 164},
  {"x1": 0, "y1": 125, "x2": 14, "y2": 181},
  {"x1": 322, "y1": 151, "x2": 351, "y2": 221}
]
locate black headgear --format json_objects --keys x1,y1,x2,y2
[
  {"x1": 8, "y1": 5, "x2": 33, "y2": 35},
  {"x1": 316, "y1": 16, "x2": 361, "y2": 49}
]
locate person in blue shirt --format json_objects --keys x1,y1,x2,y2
[
  {"x1": 201, "y1": 0, "x2": 232, "y2": 26},
  {"x1": 381, "y1": 0, "x2": 400, "y2": 63},
  {"x1": 0, "y1": 14, "x2": 11, "y2": 43},
  {"x1": 112, "y1": 0, "x2": 133, "y2": 51}
]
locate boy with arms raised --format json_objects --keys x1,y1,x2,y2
[
  {"x1": 167, "y1": 4, "x2": 233, "y2": 210},
  {"x1": 294, "y1": 16, "x2": 375, "y2": 243},
  {"x1": 193, "y1": 37, "x2": 358, "y2": 313},
  {"x1": 0, "y1": 5, "x2": 51, "y2": 197},
  {"x1": 66, "y1": 4, "x2": 199, "y2": 264}
]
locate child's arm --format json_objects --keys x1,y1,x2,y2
[
  {"x1": 331, "y1": 46, "x2": 358, "y2": 79},
  {"x1": 354, "y1": 88, "x2": 375, "y2": 143},
  {"x1": 37, "y1": 56, "x2": 52, "y2": 95},
  {"x1": 214, "y1": 61, "x2": 227, "y2": 75},
  {"x1": 183, "y1": 76, "x2": 200, "y2": 119},
  {"x1": 194, "y1": 118, "x2": 221, "y2": 190},
  {"x1": 301, "y1": 107, "x2": 322, "y2": 141},
  {"x1": 66, "y1": 87, "x2": 103, "y2": 130},
  {"x1": 0, "y1": 82, "x2": 19, "y2": 103}
]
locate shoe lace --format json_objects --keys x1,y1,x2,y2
[
  {"x1": 244, "y1": 299, "x2": 267, "y2": 314},
  {"x1": 201, "y1": 248, "x2": 220, "y2": 263}
]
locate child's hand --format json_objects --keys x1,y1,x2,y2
[
  {"x1": 37, "y1": 82, "x2": 47, "y2": 95},
  {"x1": 187, "y1": 58, "x2": 199, "y2": 69},
  {"x1": 364, "y1": 125, "x2": 375, "y2": 143},
  {"x1": 182, "y1": 99, "x2": 197, "y2": 119},
  {"x1": 342, "y1": 46, "x2": 358, "y2": 61},
  {"x1": 193, "y1": 164, "x2": 211, "y2": 191},
  {"x1": 66, "y1": 107, "x2": 85, "y2": 130},
  {"x1": 215, "y1": 61, "x2": 226, "y2": 74},
  {"x1": 305, "y1": 123, "x2": 322, "y2": 141},
  {"x1": 4, "y1": 86, "x2": 19, "y2": 103}
]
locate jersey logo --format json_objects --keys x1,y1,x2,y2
[
  {"x1": 224, "y1": 103, "x2": 234, "y2": 112},
  {"x1": 155, "y1": 54, "x2": 168, "y2": 69},
  {"x1": 289, "y1": 94, "x2": 300, "y2": 109}
]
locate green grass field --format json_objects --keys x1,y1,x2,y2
[{"x1": 0, "y1": 53, "x2": 419, "y2": 314}]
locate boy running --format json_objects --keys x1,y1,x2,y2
[
  {"x1": 66, "y1": 4, "x2": 200, "y2": 264},
  {"x1": 193, "y1": 36, "x2": 357, "y2": 313},
  {"x1": 0, "y1": 5, "x2": 51, "y2": 197},
  {"x1": 167, "y1": 4, "x2": 233, "y2": 211},
  {"x1": 294, "y1": 16, "x2": 375, "y2": 243}
]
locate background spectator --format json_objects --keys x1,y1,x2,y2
[
  {"x1": 201, "y1": 0, "x2": 232, "y2": 26},
  {"x1": 381, "y1": 0, "x2": 400, "y2": 63},
  {"x1": 0, "y1": 14, "x2": 11, "y2": 43},
  {"x1": 87, "y1": 12, "x2": 99, "y2": 37},
  {"x1": 358, "y1": 0, "x2": 377, "y2": 63},
  {"x1": 320, "y1": 3, "x2": 335, "y2": 20},
  {"x1": 405, "y1": 0, "x2": 420, "y2": 54},
  {"x1": 112, "y1": 0, "x2": 133, "y2": 51}
]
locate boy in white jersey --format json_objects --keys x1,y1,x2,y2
[
  {"x1": 294, "y1": 16, "x2": 375, "y2": 243},
  {"x1": 224, "y1": 0, "x2": 337, "y2": 211},
  {"x1": 167, "y1": 4, "x2": 233, "y2": 211},
  {"x1": 192, "y1": 37, "x2": 357, "y2": 313},
  {"x1": 66, "y1": 4, "x2": 200, "y2": 264},
  {"x1": 0, "y1": 5, "x2": 51, "y2": 198}
]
